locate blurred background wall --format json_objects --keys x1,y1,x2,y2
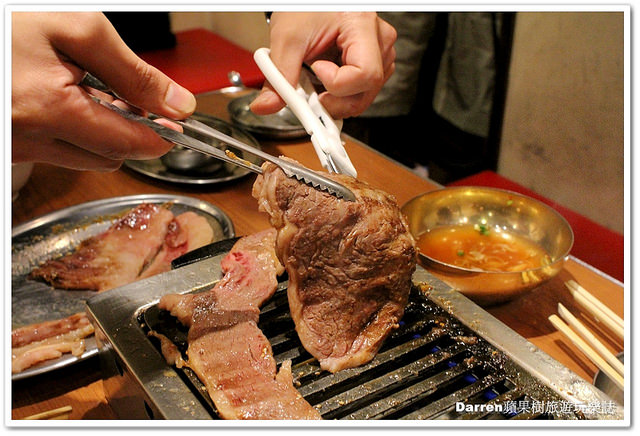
[
  {"x1": 170, "y1": 12, "x2": 269, "y2": 50},
  {"x1": 498, "y1": 12, "x2": 624, "y2": 234}
]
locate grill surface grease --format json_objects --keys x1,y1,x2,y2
[{"x1": 140, "y1": 282, "x2": 583, "y2": 420}]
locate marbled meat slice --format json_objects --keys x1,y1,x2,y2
[
  {"x1": 11, "y1": 312, "x2": 95, "y2": 373},
  {"x1": 138, "y1": 211, "x2": 214, "y2": 279},
  {"x1": 252, "y1": 159, "x2": 417, "y2": 373},
  {"x1": 29, "y1": 203, "x2": 174, "y2": 291},
  {"x1": 158, "y1": 230, "x2": 321, "y2": 420},
  {"x1": 12, "y1": 312, "x2": 91, "y2": 348}
]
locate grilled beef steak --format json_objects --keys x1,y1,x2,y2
[
  {"x1": 252, "y1": 160, "x2": 417, "y2": 373},
  {"x1": 158, "y1": 230, "x2": 321, "y2": 419}
]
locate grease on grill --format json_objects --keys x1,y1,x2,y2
[{"x1": 140, "y1": 283, "x2": 583, "y2": 420}]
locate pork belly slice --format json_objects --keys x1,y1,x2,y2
[
  {"x1": 252, "y1": 160, "x2": 417, "y2": 373},
  {"x1": 11, "y1": 312, "x2": 95, "y2": 373},
  {"x1": 158, "y1": 230, "x2": 320, "y2": 420},
  {"x1": 30, "y1": 203, "x2": 174, "y2": 291},
  {"x1": 12, "y1": 312, "x2": 91, "y2": 348},
  {"x1": 138, "y1": 211, "x2": 214, "y2": 279}
]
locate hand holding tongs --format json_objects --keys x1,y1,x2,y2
[
  {"x1": 79, "y1": 72, "x2": 356, "y2": 201},
  {"x1": 253, "y1": 48, "x2": 357, "y2": 178}
]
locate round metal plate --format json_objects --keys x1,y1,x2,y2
[
  {"x1": 11, "y1": 194, "x2": 235, "y2": 381},
  {"x1": 124, "y1": 113, "x2": 262, "y2": 185}
]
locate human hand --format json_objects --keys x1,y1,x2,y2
[
  {"x1": 11, "y1": 12, "x2": 196, "y2": 171},
  {"x1": 250, "y1": 12, "x2": 397, "y2": 120}
]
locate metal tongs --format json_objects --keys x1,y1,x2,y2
[{"x1": 80, "y1": 74, "x2": 356, "y2": 201}]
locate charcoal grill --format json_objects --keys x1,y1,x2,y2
[{"x1": 86, "y1": 243, "x2": 623, "y2": 421}]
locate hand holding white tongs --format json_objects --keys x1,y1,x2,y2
[{"x1": 253, "y1": 48, "x2": 357, "y2": 178}]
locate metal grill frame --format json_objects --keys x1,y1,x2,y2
[{"x1": 86, "y1": 252, "x2": 623, "y2": 421}]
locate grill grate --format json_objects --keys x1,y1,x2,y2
[{"x1": 141, "y1": 282, "x2": 583, "y2": 421}]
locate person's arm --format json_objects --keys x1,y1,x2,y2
[
  {"x1": 12, "y1": 12, "x2": 196, "y2": 171},
  {"x1": 250, "y1": 12, "x2": 397, "y2": 120}
]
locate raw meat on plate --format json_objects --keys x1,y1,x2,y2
[
  {"x1": 30, "y1": 203, "x2": 214, "y2": 291},
  {"x1": 11, "y1": 312, "x2": 94, "y2": 374}
]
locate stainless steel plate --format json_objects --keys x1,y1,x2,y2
[
  {"x1": 11, "y1": 194, "x2": 235, "y2": 381},
  {"x1": 124, "y1": 113, "x2": 262, "y2": 185},
  {"x1": 228, "y1": 91, "x2": 306, "y2": 139}
]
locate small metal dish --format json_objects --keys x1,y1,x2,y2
[
  {"x1": 160, "y1": 115, "x2": 235, "y2": 174},
  {"x1": 401, "y1": 186, "x2": 574, "y2": 306},
  {"x1": 124, "y1": 113, "x2": 262, "y2": 185},
  {"x1": 160, "y1": 145, "x2": 224, "y2": 174},
  {"x1": 227, "y1": 91, "x2": 306, "y2": 139}
]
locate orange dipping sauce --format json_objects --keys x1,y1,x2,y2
[{"x1": 416, "y1": 224, "x2": 551, "y2": 273}]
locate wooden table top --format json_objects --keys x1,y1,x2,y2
[{"x1": 10, "y1": 90, "x2": 624, "y2": 421}]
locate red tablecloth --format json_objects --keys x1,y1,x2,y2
[
  {"x1": 448, "y1": 171, "x2": 624, "y2": 282},
  {"x1": 139, "y1": 28, "x2": 265, "y2": 94}
]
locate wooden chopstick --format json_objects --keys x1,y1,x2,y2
[
  {"x1": 22, "y1": 405, "x2": 72, "y2": 420},
  {"x1": 548, "y1": 314, "x2": 624, "y2": 390},
  {"x1": 565, "y1": 280, "x2": 624, "y2": 339},
  {"x1": 557, "y1": 303, "x2": 624, "y2": 376},
  {"x1": 566, "y1": 280, "x2": 624, "y2": 328}
]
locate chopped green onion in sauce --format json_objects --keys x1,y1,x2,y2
[{"x1": 475, "y1": 223, "x2": 490, "y2": 236}]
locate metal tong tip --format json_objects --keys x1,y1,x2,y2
[{"x1": 80, "y1": 73, "x2": 356, "y2": 201}]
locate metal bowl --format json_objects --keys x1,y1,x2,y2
[
  {"x1": 227, "y1": 91, "x2": 306, "y2": 139},
  {"x1": 160, "y1": 145, "x2": 224, "y2": 174},
  {"x1": 401, "y1": 186, "x2": 574, "y2": 306},
  {"x1": 159, "y1": 113, "x2": 237, "y2": 174}
]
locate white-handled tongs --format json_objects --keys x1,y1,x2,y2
[
  {"x1": 79, "y1": 73, "x2": 356, "y2": 201},
  {"x1": 253, "y1": 48, "x2": 357, "y2": 178}
]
